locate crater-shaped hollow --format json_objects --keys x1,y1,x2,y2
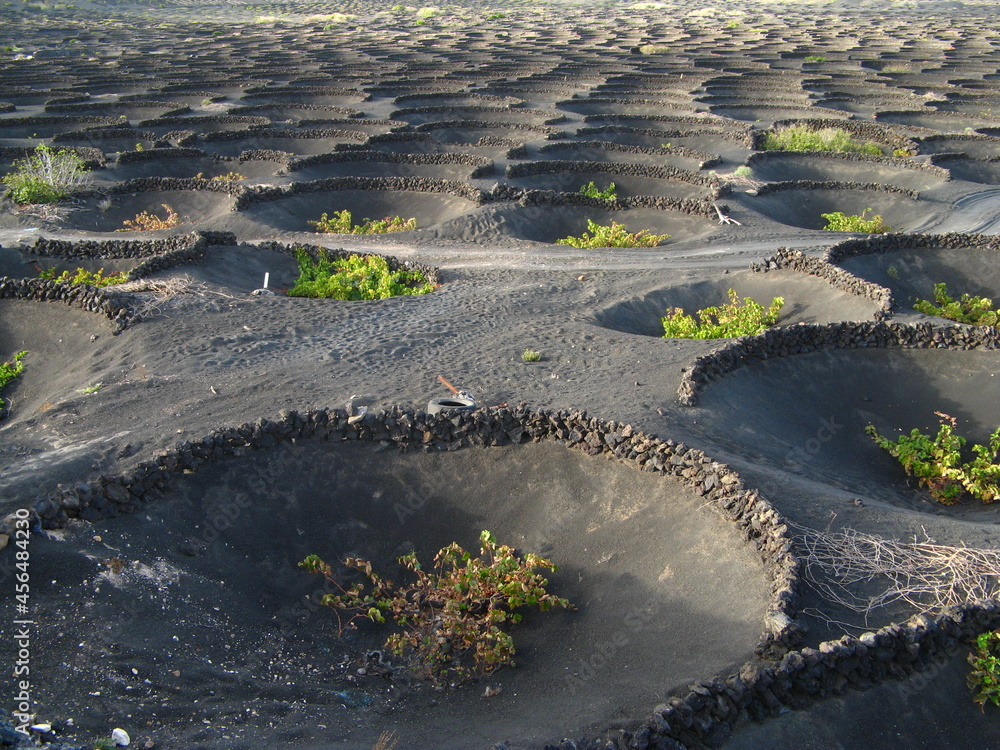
[
  {"x1": 689, "y1": 347, "x2": 1000, "y2": 518},
  {"x1": 27, "y1": 438, "x2": 771, "y2": 749},
  {"x1": 739, "y1": 188, "x2": 938, "y2": 233},
  {"x1": 747, "y1": 152, "x2": 947, "y2": 192},
  {"x1": 593, "y1": 271, "x2": 880, "y2": 338},
  {"x1": 237, "y1": 188, "x2": 478, "y2": 234},
  {"x1": 836, "y1": 244, "x2": 1000, "y2": 312},
  {"x1": 488, "y1": 204, "x2": 716, "y2": 245},
  {"x1": 59, "y1": 189, "x2": 235, "y2": 233}
]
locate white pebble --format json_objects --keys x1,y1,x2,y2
[{"x1": 112, "y1": 727, "x2": 131, "y2": 746}]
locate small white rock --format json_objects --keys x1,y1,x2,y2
[
  {"x1": 111, "y1": 727, "x2": 131, "y2": 746},
  {"x1": 30, "y1": 723, "x2": 52, "y2": 733}
]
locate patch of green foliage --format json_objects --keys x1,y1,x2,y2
[
  {"x1": 866, "y1": 413, "x2": 1000, "y2": 504},
  {"x1": 556, "y1": 219, "x2": 668, "y2": 248},
  {"x1": 309, "y1": 209, "x2": 416, "y2": 235},
  {"x1": 804, "y1": 55, "x2": 826, "y2": 62},
  {"x1": 521, "y1": 349, "x2": 542, "y2": 362},
  {"x1": 485, "y1": 12, "x2": 504, "y2": 19},
  {"x1": 0, "y1": 351, "x2": 26, "y2": 411},
  {"x1": 821, "y1": 208, "x2": 890, "y2": 233},
  {"x1": 661, "y1": 289, "x2": 784, "y2": 339},
  {"x1": 2, "y1": 144, "x2": 90, "y2": 204},
  {"x1": 38, "y1": 266, "x2": 127, "y2": 287},
  {"x1": 287, "y1": 249, "x2": 434, "y2": 300},
  {"x1": 732, "y1": 165, "x2": 754, "y2": 179},
  {"x1": 969, "y1": 629, "x2": 1000, "y2": 709},
  {"x1": 578, "y1": 181, "x2": 617, "y2": 200},
  {"x1": 300, "y1": 530, "x2": 572, "y2": 685},
  {"x1": 914, "y1": 283, "x2": 999, "y2": 327},
  {"x1": 762, "y1": 125, "x2": 882, "y2": 156}
]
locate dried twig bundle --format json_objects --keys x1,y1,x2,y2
[{"x1": 795, "y1": 523, "x2": 1000, "y2": 624}]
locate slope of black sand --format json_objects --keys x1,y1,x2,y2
[{"x1": 4, "y1": 1, "x2": 1000, "y2": 749}]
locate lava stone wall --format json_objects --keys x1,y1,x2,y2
[
  {"x1": 753, "y1": 180, "x2": 919, "y2": 200},
  {"x1": 750, "y1": 248, "x2": 893, "y2": 320},
  {"x1": 677, "y1": 321, "x2": 1000, "y2": 407},
  {"x1": 746, "y1": 150, "x2": 950, "y2": 178}
]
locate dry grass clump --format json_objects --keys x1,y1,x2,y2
[
  {"x1": 796, "y1": 524, "x2": 1000, "y2": 624},
  {"x1": 116, "y1": 204, "x2": 180, "y2": 232}
]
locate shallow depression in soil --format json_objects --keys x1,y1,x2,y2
[
  {"x1": 688, "y1": 348, "x2": 1000, "y2": 518},
  {"x1": 38, "y1": 439, "x2": 771, "y2": 749}
]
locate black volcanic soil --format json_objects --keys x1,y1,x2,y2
[{"x1": 4, "y1": 1, "x2": 1000, "y2": 749}]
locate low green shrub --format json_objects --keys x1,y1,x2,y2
[
  {"x1": 804, "y1": 55, "x2": 826, "y2": 62},
  {"x1": 0, "y1": 351, "x2": 26, "y2": 411},
  {"x1": 866, "y1": 413, "x2": 1000, "y2": 504},
  {"x1": 287, "y1": 249, "x2": 434, "y2": 300},
  {"x1": 661, "y1": 289, "x2": 784, "y2": 339},
  {"x1": 762, "y1": 125, "x2": 882, "y2": 155},
  {"x1": 38, "y1": 266, "x2": 127, "y2": 287},
  {"x1": 2, "y1": 144, "x2": 90, "y2": 204},
  {"x1": 556, "y1": 219, "x2": 668, "y2": 248},
  {"x1": 914, "y1": 283, "x2": 999, "y2": 326},
  {"x1": 300, "y1": 530, "x2": 572, "y2": 684},
  {"x1": 732, "y1": 165, "x2": 754, "y2": 179},
  {"x1": 969, "y1": 629, "x2": 1000, "y2": 709},
  {"x1": 578, "y1": 181, "x2": 617, "y2": 200},
  {"x1": 821, "y1": 208, "x2": 890, "y2": 233},
  {"x1": 521, "y1": 349, "x2": 542, "y2": 362},
  {"x1": 309, "y1": 209, "x2": 416, "y2": 235}
]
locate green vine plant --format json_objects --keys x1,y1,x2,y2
[
  {"x1": 914, "y1": 283, "x2": 999, "y2": 327},
  {"x1": 556, "y1": 219, "x2": 668, "y2": 248},
  {"x1": 969, "y1": 629, "x2": 1000, "y2": 710},
  {"x1": 866, "y1": 412, "x2": 1000, "y2": 504},
  {"x1": 287, "y1": 249, "x2": 434, "y2": 300},
  {"x1": 821, "y1": 208, "x2": 890, "y2": 233},
  {"x1": 0, "y1": 351, "x2": 27, "y2": 412},
  {"x1": 578, "y1": 181, "x2": 617, "y2": 200},
  {"x1": 309, "y1": 209, "x2": 416, "y2": 234},
  {"x1": 37, "y1": 266, "x2": 127, "y2": 287},
  {"x1": 762, "y1": 125, "x2": 882, "y2": 155},
  {"x1": 661, "y1": 289, "x2": 784, "y2": 339},
  {"x1": 299, "y1": 530, "x2": 573, "y2": 685}
]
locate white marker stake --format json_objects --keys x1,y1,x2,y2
[{"x1": 263, "y1": 272, "x2": 270, "y2": 290}]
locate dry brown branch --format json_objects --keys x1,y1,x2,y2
[
  {"x1": 111, "y1": 277, "x2": 218, "y2": 319},
  {"x1": 793, "y1": 523, "x2": 1000, "y2": 625},
  {"x1": 373, "y1": 730, "x2": 398, "y2": 750}
]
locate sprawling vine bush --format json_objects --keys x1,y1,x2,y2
[
  {"x1": 287, "y1": 249, "x2": 434, "y2": 300},
  {"x1": 661, "y1": 289, "x2": 784, "y2": 339},
  {"x1": 867, "y1": 412, "x2": 1000, "y2": 504},
  {"x1": 300, "y1": 530, "x2": 572, "y2": 684},
  {"x1": 309, "y1": 209, "x2": 416, "y2": 234},
  {"x1": 556, "y1": 219, "x2": 668, "y2": 248},
  {"x1": 914, "y1": 283, "x2": 999, "y2": 326}
]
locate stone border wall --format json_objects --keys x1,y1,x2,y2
[
  {"x1": 505, "y1": 159, "x2": 722, "y2": 189},
  {"x1": 823, "y1": 230, "x2": 1000, "y2": 264},
  {"x1": 746, "y1": 150, "x2": 950, "y2": 178},
  {"x1": 537, "y1": 140, "x2": 722, "y2": 169},
  {"x1": 750, "y1": 248, "x2": 893, "y2": 321},
  {"x1": 414, "y1": 119, "x2": 567, "y2": 139},
  {"x1": 198, "y1": 127, "x2": 369, "y2": 144},
  {"x1": 761, "y1": 119, "x2": 918, "y2": 152},
  {"x1": 235, "y1": 176, "x2": 487, "y2": 209},
  {"x1": 229, "y1": 104, "x2": 364, "y2": 118},
  {"x1": 577, "y1": 124, "x2": 753, "y2": 148},
  {"x1": 0, "y1": 276, "x2": 136, "y2": 332},
  {"x1": 15, "y1": 404, "x2": 801, "y2": 661},
  {"x1": 488, "y1": 184, "x2": 723, "y2": 218},
  {"x1": 677, "y1": 321, "x2": 1000, "y2": 407},
  {"x1": 753, "y1": 180, "x2": 920, "y2": 200},
  {"x1": 288, "y1": 150, "x2": 494, "y2": 179}
]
